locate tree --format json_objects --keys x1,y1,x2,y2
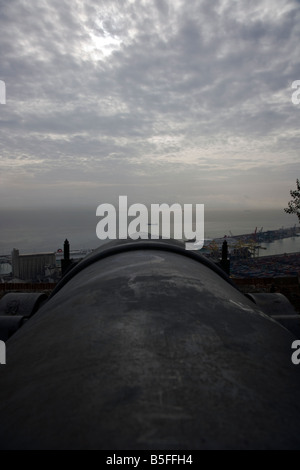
[{"x1": 284, "y1": 179, "x2": 300, "y2": 223}]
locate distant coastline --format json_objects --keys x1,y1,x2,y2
[{"x1": 0, "y1": 206, "x2": 299, "y2": 255}]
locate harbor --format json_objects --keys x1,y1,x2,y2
[
  {"x1": 202, "y1": 225, "x2": 299, "y2": 258},
  {"x1": 0, "y1": 225, "x2": 299, "y2": 282}
]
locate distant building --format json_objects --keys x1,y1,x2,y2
[{"x1": 12, "y1": 249, "x2": 56, "y2": 281}]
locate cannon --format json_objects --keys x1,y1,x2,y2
[{"x1": 0, "y1": 238, "x2": 299, "y2": 450}]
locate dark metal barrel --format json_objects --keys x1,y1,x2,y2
[{"x1": 0, "y1": 239, "x2": 299, "y2": 449}]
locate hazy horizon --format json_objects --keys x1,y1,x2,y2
[{"x1": 0, "y1": 206, "x2": 298, "y2": 254}]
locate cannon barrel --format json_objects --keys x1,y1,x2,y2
[{"x1": 0, "y1": 239, "x2": 299, "y2": 450}]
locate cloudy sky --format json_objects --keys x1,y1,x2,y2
[{"x1": 0, "y1": 0, "x2": 299, "y2": 211}]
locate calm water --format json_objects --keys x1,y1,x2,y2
[
  {"x1": 0, "y1": 207, "x2": 299, "y2": 256},
  {"x1": 259, "y1": 237, "x2": 300, "y2": 256}
]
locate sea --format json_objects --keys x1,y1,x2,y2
[{"x1": 0, "y1": 207, "x2": 299, "y2": 275}]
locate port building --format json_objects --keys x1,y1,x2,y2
[{"x1": 12, "y1": 249, "x2": 56, "y2": 281}]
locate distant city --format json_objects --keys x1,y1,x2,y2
[{"x1": 0, "y1": 225, "x2": 299, "y2": 284}]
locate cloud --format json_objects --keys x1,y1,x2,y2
[{"x1": 0, "y1": 0, "x2": 300, "y2": 210}]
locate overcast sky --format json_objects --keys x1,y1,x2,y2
[{"x1": 0, "y1": 0, "x2": 299, "y2": 211}]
